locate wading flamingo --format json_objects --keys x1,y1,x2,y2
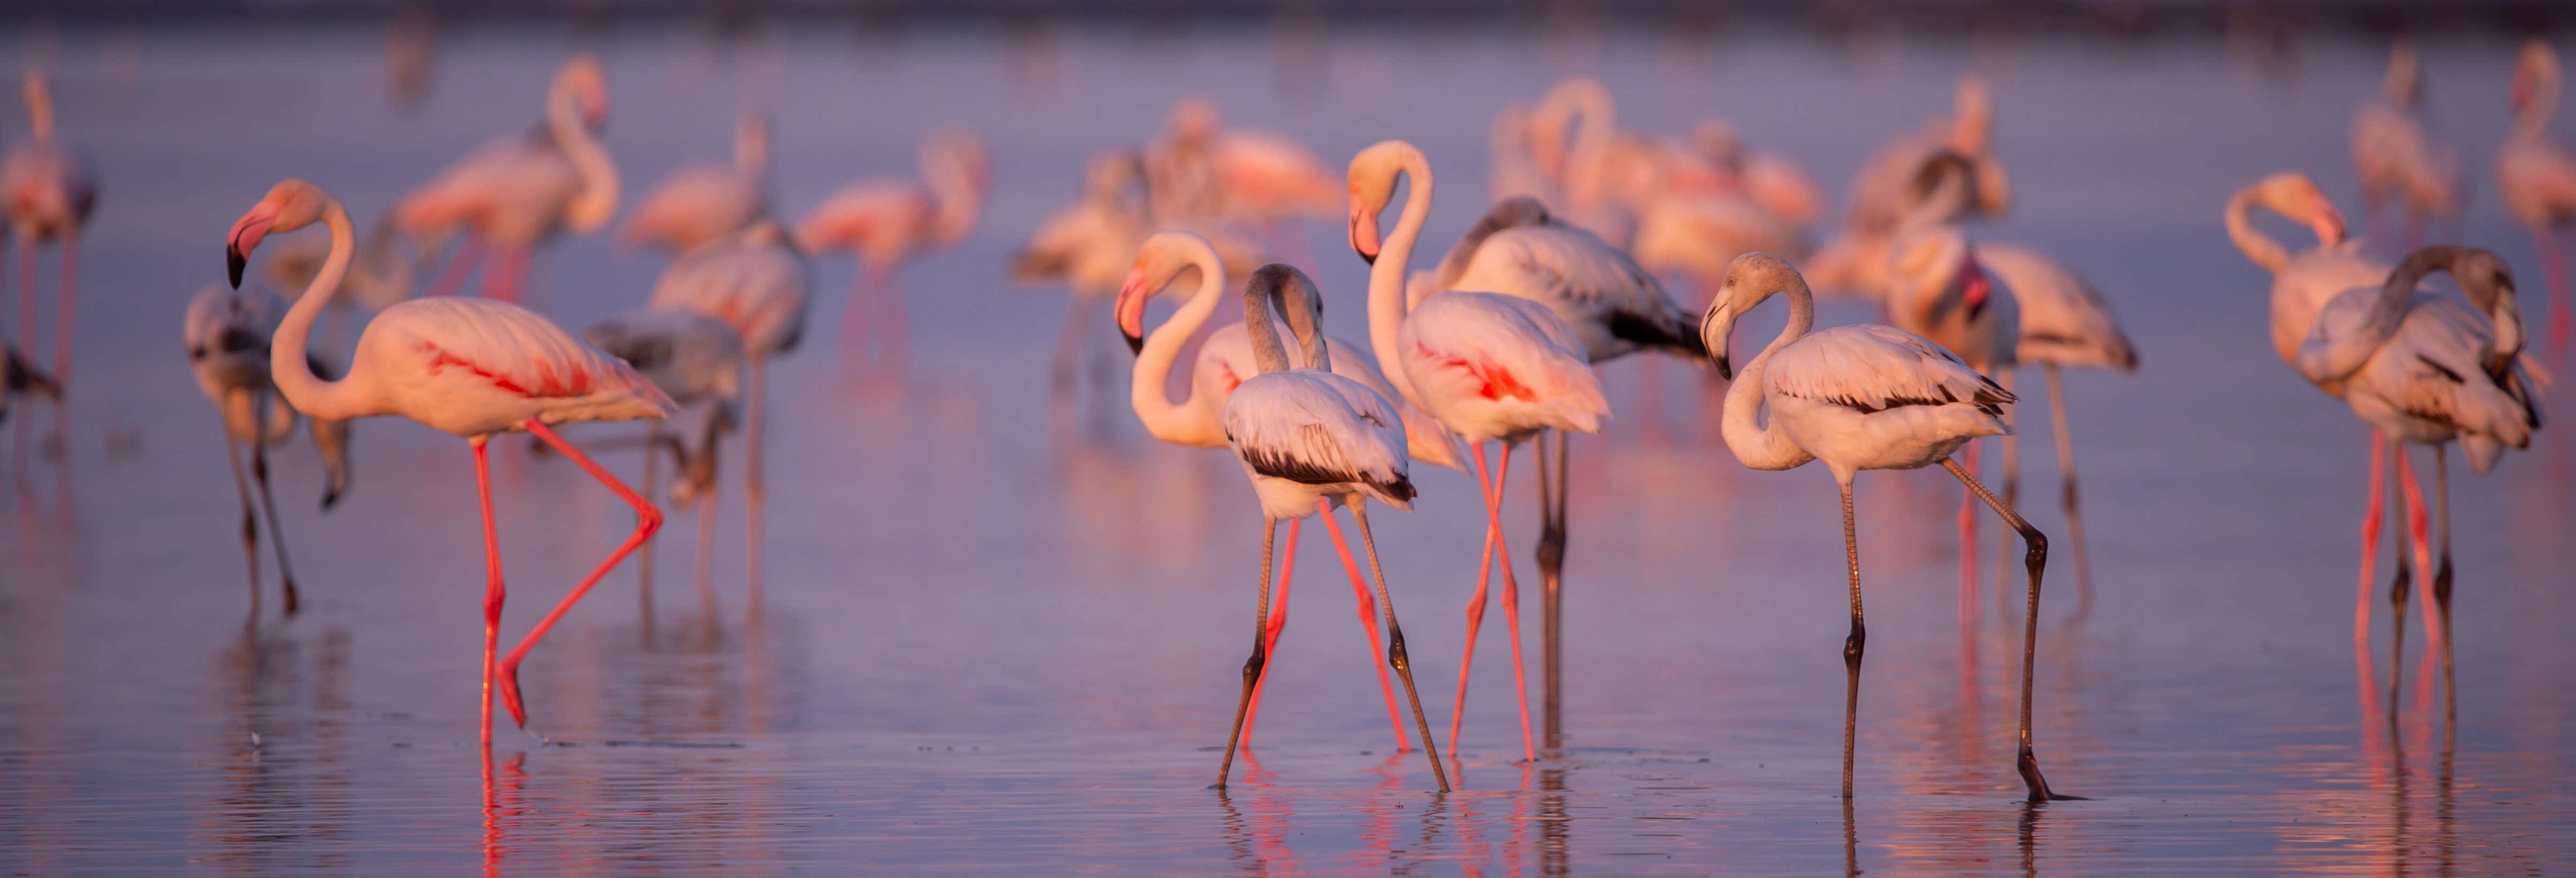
[
  {"x1": 795, "y1": 128, "x2": 987, "y2": 368},
  {"x1": 3, "y1": 72, "x2": 97, "y2": 445},
  {"x1": 2497, "y1": 41, "x2": 2576, "y2": 359},
  {"x1": 1700, "y1": 252, "x2": 2066, "y2": 803},
  {"x1": 624, "y1": 111, "x2": 771, "y2": 252},
  {"x1": 226, "y1": 179, "x2": 672, "y2": 744},
  {"x1": 2353, "y1": 43, "x2": 2459, "y2": 249},
  {"x1": 648, "y1": 220, "x2": 810, "y2": 592},
  {"x1": 584, "y1": 309, "x2": 746, "y2": 592},
  {"x1": 1014, "y1": 151, "x2": 1263, "y2": 391},
  {"x1": 184, "y1": 283, "x2": 354, "y2": 618},
  {"x1": 1844, "y1": 76, "x2": 2010, "y2": 237},
  {"x1": 1211, "y1": 262, "x2": 1447, "y2": 793},
  {"x1": 1148, "y1": 98, "x2": 1342, "y2": 249},
  {"x1": 1523, "y1": 78, "x2": 1634, "y2": 247},
  {"x1": 393, "y1": 55, "x2": 617, "y2": 304},
  {"x1": 1350, "y1": 140, "x2": 1609, "y2": 764},
  {"x1": 1881, "y1": 222, "x2": 2018, "y2": 619},
  {"x1": 1118, "y1": 230, "x2": 1462, "y2": 752}
]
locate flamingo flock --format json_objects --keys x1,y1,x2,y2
[{"x1": 0, "y1": 34, "x2": 2536, "y2": 811}]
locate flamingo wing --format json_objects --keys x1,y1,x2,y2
[
  {"x1": 1774, "y1": 324, "x2": 2014, "y2": 417},
  {"x1": 648, "y1": 236, "x2": 813, "y2": 355},
  {"x1": 382, "y1": 297, "x2": 671, "y2": 414},
  {"x1": 1978, "y1": 244, "x2": 2137, "y2": 371},
  {"x1": 1223, "y1": 370, "x2": 1415, "y2": 507}
]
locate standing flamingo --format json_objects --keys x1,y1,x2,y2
[
  {"x1": 392, "y1": 55, "x2": 617, "y2": 304},
  {"x1": 1881, "y1": 225, "x2": 2019, "y2": 617},
  {"x1": 1210, "y1": 262, "x2": 1447, "y2": 793},
  {"x1": 648, "y1": 220, "x2": 810, "y2": 592},
  {"x1": 1522, "y1": 78, "x2": 1635, "y2": 247},
  {"x1": 2297, "y1": 246, "x2": 2541, "y2": 661},
  {"x1": 1350, "y1": 140, "x2": 1610, "y2": 764},
  {"x1": 1118, "y1": 230, "x2": 1463, "y2": 753},
  {"x1": 624, "y1": 112, "x2": 771, "y2": 253},
  {"x1": 2497, "y1": 41, "x2": 2576, "y2": 359},
  {"x1": 1690, "y1": 120, "x2": 1825, "y2": 231},
  {"x1": 1700, "y1": 252, "x2": 2066, "y2": 802},
  {"x1": 1149, "y1": 99, "x2": 1342, "y2": 235},
  {"x1": 184, "y1": 283, "x2": 354, "y2": 618},
  {"x1": 1844, "y1": 76, "x2": 2010, "y2": 237},
  {"x1": 225, "y1": 179, "x2": 672, "y2": 744},
  {"x1": 584, "y1": 310, "x2": 746, "y2": 592},
  {"x1": 1408, "y1": 193, "x2": 1704, "y2": 747},
  {"x1": 2353, "y1": 43, "x2": 2460, "y2": 249},
  {"x1": 794, "y1": 127, "x2": 988, "y2": 368},
  {"x1": 3, "y1": 71, "x2": 97, "y2": 445},
  {"x1": 2225, "y1": 171, "x2": 2437, "y2": 650}
]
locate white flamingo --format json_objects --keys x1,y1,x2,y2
[
  {"x1": 392, "y1": 55, "x2": 617, "y2": 304},
  {"x1": 3, "y1": 72, "x2": 96, "y2": 443},
  {"x1": 647, "y1": 220, "x2": 810, "y2": 593},
  {"x1": 2353, "y1": 43, "x2": 2460, "y2": 248},
  {"x1": 584, "y1": 309, "x2": 746, "y2": 592},
  {"x1": 1211, "y1": 262, "x2": 1448, "y2": 793},
  {"x1": 623, "y1": 111, "x2": 771, "y2": 252},
  {"x1": 1700, "y1": 251, "x2": 2065, "y2": 803},
  {"x1": 184, "y1": 283, "x2": 354, "y2": 619},
  {"x1": 1148, "y1": 97, "x2": 1343, "y2": 230},
  {"x1": 226, "y1": 179, "x2": 671, "y2": 744},
  {"x1": 2496, "y1": 41, "x2": 2576, "y2": 359},
  {"x1": 1350, "y1": 140, "x2": 1610, "y2": 763}
]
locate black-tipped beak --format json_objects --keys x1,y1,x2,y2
[
  {"x1": 1714, "y1": 355, "x2": 1733, "y2": 381},
  {"x1": 227, "y1": 245, "x2": 246, "y2": 289},
  {"x1": 1358, "y1": 249, "x2": 1377, "y2": 267},
  {"x1": 1123, "y1": 330, "x2": 1143, "y2": 356}
]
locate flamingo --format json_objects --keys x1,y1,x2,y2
[
  {"x1": 1690, "y1": 120, "x2": 1826, "y2": 231},
  {"x1": 2352, "y1": 43, "x2": 2460, "y2": 249},
  {"x1": 1522, "y1": 78, "x2": 1635, "y2": 247},
  {"x1": 1407, "y1": 193, "x2": 1704, "y2": 743},
  {"x1": 1118, "y1": 230, "x2": 1463, "y2": 752},
  {"x1": 1843, "y1": 75, "x2": 2010, "y2": 237},
  {"x1": 226, "y1": 179, "x2": 672, "y2": 744},
  {"x1": 623, "y1": 111, "x2": 771, "y2": 253},
  {"x1": 584, "y1": 310, "x2": 745, "y2": 592},
  {"x1": 1806, "y1": 149, "x2": 1983, "y2": 301},
  {"x1": 1148, "y1": 98, "x2": 1342, "y2": 232},
  {"x1": 1699, "y1": 251, "x2": 2066, "y2": 803},
  {"x1": 2496, "y1": 41, "x2": 2576, "y2": 359},
  {"x1": 648, "y1": 220, "x2": 810, "y2": 591},
  {"x1": 183, "y1": 283, "x2": 354, "y2": 618},
  {"x1": 1881, "y1": 220, "x2": 2020, "y2": 612},
  {"x1": 2297, "y1": 246, "x2": 2542, "y2": 662},
  {"x1": 1013, "y1": 151, "x2": 1264, "y2": 390},
  {"x1": 1349, "y1": 140, "x2": 1610, "y2": 764},
  {"x1": 1210, "y1": 262, "x2": 1447, "y2": 793},
  {"x1": 1488, "y1": 105, "x2": 1558, "y2": 208},
  {"x1": 392, "y1": 55, "x2": 617, "y2": 304},
  {"x1": 261, "y1": 215, "x2": 426, "y2": 355},
  {"x1": 2225, "y1": 171, "x2": 2437, "y2": 650},
  {"x1": 3, "y1": 71, "x2": 97, "y2": 443},
  {"x1": 794, "y1": 127, "x2": 988, "y2": 368}
]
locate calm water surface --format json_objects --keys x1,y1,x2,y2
[{"x1": 3, "y1": 24, "x2": 2574, "y2": 874}]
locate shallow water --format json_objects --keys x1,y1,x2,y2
[{"x1": 4, "y1": 22, "x2": 2576, "y2": 874}]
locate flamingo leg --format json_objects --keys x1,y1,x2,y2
[
  {"x1": 1314, "y1": 499, "x2": 1409, "y2": 752},
  {"x1": 494, "y1": 421, "x2": 665, "y2": 730},
  {"x1": 876, "y1": 263, "x2": 911, "y2": 370},
  {"x1": 1446, "y1": 442, "x2": 1502, "y2": 759},
  {"x1": 635, "y1": 421, "x2": 662, "y2": 593},
  {"x1": 2357, "y1": 430, "x2": 2388, "y2": 653},
  {"x1": 694, "y1": 467, "x2": 722, "y2": 617},
  {"x1": 1536, "y1": 429, "x2": 1569, "y2": 754},
  {"x1": 1239, "y1": 517, "x2": 1301, "y2": 750},
  {"x1": 423, "y1": 239, "x2": 485, "y2": 299},
  {"x1": 1838, "y1": 477, "x2": 1865, "y2": 799},
  {"x1": 12, "y1": 237, "x2": 32, "y2": 457},
  {"x1": 2430, "y1": 444, "x2": 2453, "y2": 641},
  {"x1": 2385, "y1": 442, "x2": 2415, "y2": 718},
  {"x1": 472, "y1": 436, "x2": 503, "y2": 747},
  {"x1": 1994, "y1": 368, "x2": 2021, "y2": 614},
  {"x1": 248, "y1": 392, "x2": 301, "y2": 617},
  {"x1": 1347, "y1": 498, "x2": 1451, "y2": 792},
  {"x1": 2396, "y1": 445, "x2": 2437, "y2": 658},
  {"x1": 47, "y1": 235, "x2": 74, "y2": 449},
  {"x1": 839, "y1": 265, "x2": 873, "y2": 364},
  {"x1": 2042, "y1": 365, "x2": 2096, "y2": 625},
  {"x1": 1215, "y1": 518, "x2": 1279, "y2": 789},
  {"x1": 1958, "y1": 439, "x2": 1979, "y2": 635},
  {"x1": 223, "y1": 425, "x2": 261, "y2": 616},
  {"x1": 1049, "y1": 294, "x2": 1102, "y2": 393},
  {"x1": 2534, "y1": 224, "x2": 2570, "y2": 360},
  {"x1": 485, "y1": 245, "x2": 531, "y2": 304},
  {"x1": 1489, "y1": 443, "x2": 1536, "y2": 762},
  {"x1": 1940, "y1": 457, "x2": 2066, "y2": 801},
  {"x1": 746, "y1": 358, "x2": 768, "y2": 598}
]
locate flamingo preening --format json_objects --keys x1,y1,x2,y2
[
  {"x1": 1210, "y1": 262, "x2": 1447, "y2": 793},
  {"x1": 624, "y1": 111, "x2": 772, "y2": 253},
  {"x1": 184, "y1": 283, "x2": 354, "y2": 619},
  {"x1": 3, "y1": 71, "x2": 97, "y2": 448},
  {"x1": 393, "y1": 55, "x2": 618, "y2": 304},
  {"x1": 795, "y1": 127, "x2": 988, "y2": 369},
  {"x1": 1700, "y1": 252, "x2": 2065, "y2": 803},
  {"x1": 226, "y1": 178, "x2": 672, "y2": 745},
  {"x1": 2496, "y1": 41, "x2": 2576, "y2": 360}
]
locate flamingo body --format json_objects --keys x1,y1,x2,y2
[
  {"x1": 647, "y1": 226, "x2": 812, "y2": 358},
  {"x1": 1396, "y1": 291, "x2": 1607, "y2": 445}
]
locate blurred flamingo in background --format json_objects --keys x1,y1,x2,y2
[
  {"x1": 585, "y1": 309, "x2": 746, "y2": 594},
  {"x1": 1351, "y1": 140, "x2": 1610, "y2": 764},
  {"x1": 1521, "y1": 78, "x2": 1634, "y2": 247},
  {"x1": 1119, "y1": 230, "x2": 1463, "y2": 754},
  {"x1": 183, "y1": 283, "x2": 354, "y2": 619},
  {"x1": 1880, "y1": 223, "x2": 2018, "y2": 619},
  {"x1": 261, "y1": 215, "x2": 426, "y2": 356},
  {"x1": 624, "y1": 111, "x2": 771, "y2": 253},
  {"x1": 2352, "y1": 43, "x2": 2459, "y2": 249},
  {"x1": 4, "y1": 71, "x2": 97, "y2": 446},
  {"x1": 226, "y1": 178, "x2": 671, "y2": 745},
  {"x1": 1209, "y1": 262, "x2": 1447, "y2": 793},
  {"x1": 1149, "y1": 97, "x2": 1343, "y2": 261},
  {"x1": 1690, "y1": 121, "x2": 1825, "y2": 232},
  {"x1": 796, "y1": 127, "x2": 988, "y2": 369},
  {"x1": 2496, "y1": 41, "x2": 2576, "y2": 359},
  {"x1": 649, "y1": 220, "x2": 810, "y2": 593},
  {"x1": 393, "y1": 55, "x2": 618, "y2": 304},
  {"x1": 1698, "y1": 251, "x2": 2065, "y2": 803},
  {"x1": 1843, "y1": 76, "x2": 2009, "y2": 237}
]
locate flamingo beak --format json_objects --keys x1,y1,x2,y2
[
  {"x1": 1958, "y1": 253, "x2": 1992, "y2": 321},
  {"x1": 1115, "y1": 267, "x2": 1149, "y2": 355},
  {"x1": 1701, "y1": 300, "x2": 1738, "y2": 380},
  {"x1": 1349, "y1": 205, "x2": 1381, "y2": 266},
  {"x1": 2310, "y1": 202, "x2": 2348, "y2": 246},
  {"x1": 226, "y1": 203, "x2": 279, "y2": 289}
]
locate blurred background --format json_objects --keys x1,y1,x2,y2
[{"x1": 1, "y1": 3, "x2": 2573, "y2": 874}]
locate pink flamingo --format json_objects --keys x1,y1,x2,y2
[
  {"x1": 623, "y1": 112, "x2": 770, "y2": 253},
  {"x1": 647, "y1": 220, "x2": 810, "y2": 592},
  {"x1": 393, "y1": 55, "x2": 618, "y2": 304},
  {"x1": 1881, "y1": 224, "x2": 2019, "y2": 622},
  {"x1": 2497, "y1": 41, "x2": 2576, "y2": 359},
  {"x1": 1149, "y1": 97, "x2": 1342, "y2": 230},
  {"x1": 184, "y1": 283, "x2": 355, "y2": 618},
  {"x1": 226, "y1": 179, "x2": 672, "y2": 744},
  {"x1": 584, "y1": 309, "x2": 746, "y2": 593},
  {"x1": 1210, "y1": 262, "x2": 1447, "y2": 792},
  {"x1": 2353, "y1": 43, "x2": 2460, "y2": 249},
  {"x1": 3, "y1": 72, "x2": 97, "y2": 444},
  {"x1": 794, "y1": 128, "x2": 988, "y2": 368},
  {"x1": 1350, "y1": 140, "x2": 1610, "y2": 765},
  {"x1": 1844, "y1": 76, "x2": 2009, "y2": 237},
  {"x1": 1119, "y1": 230, "x2": 1463, "y2": 754},
  {"x1": 1700, "y1": 251, "x2": 2066, "y2": 803}
]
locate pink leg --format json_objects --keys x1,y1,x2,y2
[
  {"x1": 2535, "y1": 225, "x2": 2571, "y2": 360},
  {"x1": 1446, "y1": 443, "x2": 1503, "y2": 759},
  {"x1": 495, "y1": 421, "x2": 665, "y2": 728},
  {"x1": 1316, "y1": 499, "x2": 1410, "y2": 752},
  {"x1": 424, "y1": 239, "x2": 485, "y2": 299},
  {"x1": 2355, "y1": 432, "x2": 2386, "y2": 651},
  {"x1": 1957, "y1": 440, "x2": 1979, "y2": 634},
  {"x1": 1239, "y1": 517, "x2": 1301, "y2": 748},
  {"x1": 1490, "y1": 444, "x2": 1536, "y2": 763},
  {"x1": 472, "y1": 437, "x2": 503, "y2": 747},
  {"x1": 12, "y1": 239, "x2": 31, "y2": 456},
  {"x1": 694, "y1": 472, "x2": 722, "y2": 615},
  {"x1": 484, "y1": 245, "x2": 531, "y2": 304},
  {"x1": 49, "y1": 236, "x2": 75, "y2": 445},
  {"x1": 2394, "y1": 449, "x2": 2437, "y2": 658},
  {"x1": 876, "y1": 264, "x2": 911, "y2": 371}
]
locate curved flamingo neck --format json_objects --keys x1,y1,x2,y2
[
  {"x1": 2516, "y1": 67, "x2": 2561, "y2": 137},
  {"x1": 1131, "y1": 240, "x2": 1230, "y2": 448},
  {"x1": 1563, "y1": 94, "x2": 1616, "y2": 206},
  {"x1": 551, "y1": 80, "x2": 619, "y2": 234},
  {"x1": 22, "y1": 75, "x2": 53, "y2": 141},
  {"x1": 1365, "y1": 146, "x2": 1435, "y2": 408},
  {"x1": 2224, "y1": 185, "x2": 2292, "y2": 275},
  {"x1": 735, "y1": 115, "x2": 770, "y2": 178},
  {"x1": 926, "y1": 146, "x2": 984, "y2": 246},
  {"x1": 1722, "y1": 271, "x2": 1819, "y2": 473},
  {"x1": 270, "y1": 199, "x2": 376, "y2": 422}
]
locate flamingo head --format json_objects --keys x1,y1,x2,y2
[
  {"x1": 1702, "y1": 252, "x2": 1806, "y2": 381},
  {"x1": 558, "y1": 54, "x2": 610, "y2": 130},
  {"x1": 2512, "y1": 42, "x2": 2558, "y2": 115},
  {"x1": 229, "y1": 179, "x2": 331, "y2": 289},
  {"x1": 1116, "y1": 230, "x2": 1222, "y2": 355},
  {"x1": 1347, "y1": 141, "x2": 1420, "y2": 266},
  {"x1": 2253, "y1": 172, "x2": 2343, "y2": 246}
]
